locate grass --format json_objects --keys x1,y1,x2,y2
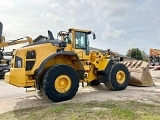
[{"x1": 0, "y1": 100, "x2": 160, "y2": 120}]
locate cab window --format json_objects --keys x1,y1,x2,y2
[
  {"x1": 64, "y1": 33, "x2": 71, "y2": 44},
  {"x1": 75, "y1": 32, "x2": 86, "y2": 49}
]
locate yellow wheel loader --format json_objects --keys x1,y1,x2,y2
[
  {"x1": 5, "y1": 28, "x2": 130, "y2": 102},
  {"x1": 4, "y1": 28, "x2": 151, "y2": 102}
]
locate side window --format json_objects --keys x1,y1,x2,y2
[
  {"x1": 75, "y1": 32, "x2": 86, "y2": 49},
  {"x1": 86, "y1": 35, "x2": 90, "y2": 55}
]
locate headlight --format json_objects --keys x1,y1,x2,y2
[
  {"x1": 26, "y1": 61, "x2": 35, "y2": 70},
  {"x1": 25, "y1": 50, "x2": 36, "y2": 71},
  {"x1": 26, "y1": 50, "x2": 36, "y2": 59}
]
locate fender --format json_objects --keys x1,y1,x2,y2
[
  {"x1": 34, "y1": 51, "x2": 84, "y2": 79},
  {"x1": 97, "y1": 59, "x2": 118, "y2": 83},
  {"x1": 97, "y1": 59, "x2": 119, "y2": 76}
]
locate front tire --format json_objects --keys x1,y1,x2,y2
[
  {"x1": 42, "y1": 65, "x2": 79, "y2": 102},
  {"x1": 104, "y1": 63, "x2": 130, "y2": 90}
]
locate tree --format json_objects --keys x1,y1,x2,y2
[
  {"x1": 126, "y1": 48, "x2": 143, "y2": 60},
  {"x1": 141, "y1": 51, "x2": 149, "y2": 62}
]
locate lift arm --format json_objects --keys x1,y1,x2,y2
[{"x1": 0, "y1": 36, "x2": 33, "y2": 48}]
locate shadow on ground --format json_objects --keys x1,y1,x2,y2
[{"x1": 13, "y1": 91, "x2": 53, "y2": 119}]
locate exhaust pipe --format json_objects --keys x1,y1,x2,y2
[{"x1": 0, "y1": 22, "x2": 3, "y2": 38}]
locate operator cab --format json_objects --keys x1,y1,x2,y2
[
  {"x1": 68, "y1": 28, "x2": 96, "y2": 55},
  {"x1": 44, "y1": 29, "x2": 96, "y2": 55}
]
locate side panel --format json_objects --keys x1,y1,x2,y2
[{"x1": 5, "y1": 68, "x2": 26, "y2": 87}]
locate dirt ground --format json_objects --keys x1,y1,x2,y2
[{"x1": 0, "y1": 70, "x2": 160, "y2": 114}]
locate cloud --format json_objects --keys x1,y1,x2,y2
[
  {"x1": 101, "y1": 25, "x2": 126, "y2": 40},
  {"x1": 50, "y1": 3, "x2": 62, "y2": 11},
  {"x1": 90, "y1": 0, "x2": 134, "y2": 21},
  {"x1": 40, "y1": 12, "x2": 66, "y2": 27},
  {"x1": 0, "y1": 0, "x2": 133, "y2": 37},
  {"x1": 0, "y1": 0, "x2": 159, "y2": 55}
]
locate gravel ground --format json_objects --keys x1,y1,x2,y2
[{"x1": 0, "y1": 70, "x2": 160, "y2": 114}]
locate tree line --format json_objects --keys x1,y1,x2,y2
[{"x1": 126, "y1": 48, "x2": 148, "y2": 61}]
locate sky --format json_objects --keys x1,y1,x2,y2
[{"x1": 0, "y1": 0, "x2": 160, "y2": 55}]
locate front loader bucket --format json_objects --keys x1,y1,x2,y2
[{"x1": 121, "y1": 60, "x2": 154, "y2": 86}]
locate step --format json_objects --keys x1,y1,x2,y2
[{"x1": 25, "y1": 80, "x2": 36, "y2": 92}]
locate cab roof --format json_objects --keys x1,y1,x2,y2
[{"x1": 68, "y1": 28, "x2": 91, "y2": 34}]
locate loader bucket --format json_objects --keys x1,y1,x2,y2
[{"x1": 121, "y1": 60, "x2": 154, "y2": 86}]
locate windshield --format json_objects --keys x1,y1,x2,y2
[
  {"x1": 75, "y1": 31, "x2": 90, "y2": 55},
  {"x1": 75, "y1": 32, "x2": 86, "y2": 49}
]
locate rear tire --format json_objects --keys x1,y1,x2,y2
[
  {"x1": 104, "y1": 63, "x2": 130, "y2": 90},
  {"x1": 42, "y1": 65, "x2": 79, "y2": 102}
]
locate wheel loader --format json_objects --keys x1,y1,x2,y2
[{"x1": 4, "y1": 28, "x2": 153, "y2": 102}]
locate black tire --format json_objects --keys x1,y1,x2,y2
[
  {"x1": 104, "y1": 63, "x2": 130, "y2": 90},
  {"x1": 89, "y1": 79, "x2": 100, "y2": 86},
  {"x1": 42, "y1": 65, "x2": 79, "y2": 102},
  {"x1": 0, "y1": 75, "x2": 4, "y2": 79}
]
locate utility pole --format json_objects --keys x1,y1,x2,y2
[
  {"x1": 136, "y1": 48, "x2": 138, "y2": 60},
  {"x1": 129, "y1": 50, "x2": 131, "y2": 57}
]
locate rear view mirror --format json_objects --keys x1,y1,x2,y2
[{"x1": 93, "y1": 33, "x2": 96, "y2": 40}]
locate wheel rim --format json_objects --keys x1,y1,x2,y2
[
  {"x1": 55, "y1": 75, "x2": 71, "y2": 93},
  {"x1": 116, "y1": 70, "x2": 125, "y2": 84}
]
